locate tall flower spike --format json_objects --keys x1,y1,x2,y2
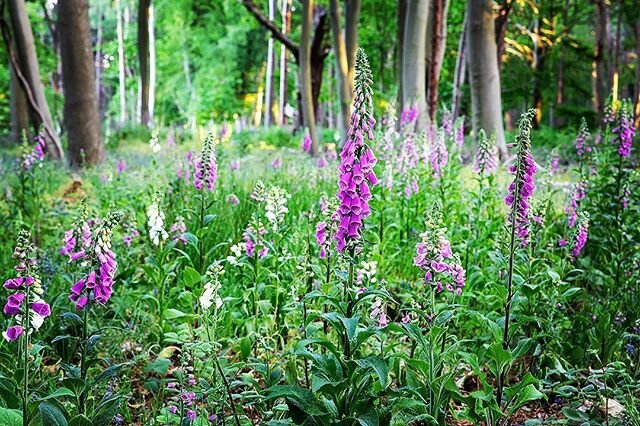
[
  {"x1": 474, "y1": 129, "x2": 498, "y2": 175},
  {"x1": 504, "y1": 109, "x2": 537, "y2": 246},
  {"x1": 611, "y1": 100, "x2": 635, "y2": 158},
  {"x1": 147, "y1": 193, "x2": 168, "y2": 246},
  {"x1": 574, "y1": 117, "x2": 591, "y2": 157},
  {"x1": 571, "y1": 212, "x2": 589, "y2": 260},
  {"x1": 194, "y1": 132, "x2": 218, "y2": 191},
  {"x1": 335, "y1": 48, "x2": 378, "y2": 252},
  {"x1": 3, "y1": 230, "x2": 51, "y2": 341}
]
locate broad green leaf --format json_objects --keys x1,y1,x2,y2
[{"x1": 39, "y1": 402, "x2": 68, "y2": 426}]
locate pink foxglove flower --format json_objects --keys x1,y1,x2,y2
[
  {"x1": 611, "y1": 101, "x2": 635, "y2": 158},
  {"x1": 429, "y1": 129, "x2": 448, "y2": 179},
  {"x1": 574, "y1": 117, "x2": 591, "y2": 157},
  {"x1": 194, "y1": 133, "x2": 218, "y2": 191},
  {"x1": 571, "y1": 212, "x2": 589, "y2": 260},
  {"x1": 473, "y1": 129, "x2": 498, "y2": 175},
  {"x1": 302, "y1": 131, "x2": 312, "y2": 153},
  {"x1": 335, "y1": 48, "x2": 378, "y2": 252}
]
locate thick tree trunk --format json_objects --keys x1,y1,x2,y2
[
  {"x1": 330, "y1": 0, "x2": 351, "y2": 144},
  {"x1": 6, "y1": 0, "x2": 62, "y2": 158},
  {"x1": 264, "y1": 0, "x2": 277, "y2": 126},
  {"x1": 494, "y1": 0, "x2": 512, "y2": 72},
  {"x1": 117, "y1": 0, "x2": 127, "y2": 124},
  {"x1": 137, "y1": 0, "x2": 151, "y2": 126},
  {"x1": 278, "y1": 0, "x2": 291, "y2": 125},
  {"x1": 593, "y1": 0, "x2": 609, "y2": 117},
  {"x1": 345, "y1": 0, "x2": 361, "y2": 93},
  {"x1": 9, "y1": 60, "x2": 29, "y2": 143},
  {"x1": 310, "y1": 6, "x2": 328, "y2": 122},
  {"x1": 531, "y1": 16, "x2": 547, "y2": 128},
  {"x1": 58, "y1": 0, "x2": 103, "y2": 166},
  {"x1": 467, "y1": 0, "x2": 507, "y2": 158},
  {"x1": 402, "y1": 0, "x2": 429, "y2": 130},
  {"x1": 425, "y1": 0, "x2": 450, "y2": 121},
  {"x1": 301, "y1": 0, "x2": 319, "y2": 155},
  {"x1": 149, "y1": 2, "x2": 156, "y2": 122},
  {"x1": 452, "y1": 10, "x2": 467, "y2": 119},
  {"x1": 95, "y1": 2, "x2": 103, "y2": 106}
]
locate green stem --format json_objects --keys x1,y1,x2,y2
[{"x1": 79, "y1": 306, "x2": 89, "y2": 414}]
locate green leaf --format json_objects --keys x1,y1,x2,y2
[
  {"x1": 68, "y1": 415, "x2": 93, "y2": 426},
  {"x1": 265, "y1": 385, "x2": 328, "y2": 417},
  {"x1": 39, "y1": 388, "x2": 75, "y2": 401},
  {"x1": 354, "y1": 357, "x2": 389, "y2": 388},
  {"x1": 0, "y1": 407, "x2": 22, "y2": 426},
  {"x1": 182, "y1": 267, "x2": 201, "y2": 287},
  {"x1": 164, "y1": 309, "x2": 195, "y2": 321},
  {"x1": 145, "y1": 358, "x2": 171, "y2": 375},
  {"x1": 40, "y1": 402, "x2": 68, "y2": 426},
  {"x1": 506, "y1": 384, "x2": 544, "y2": 417},
  {"x1": 91, "y1": 395, "x2": 121, "y2": 426}
]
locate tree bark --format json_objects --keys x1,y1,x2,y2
[
  {"x1": 634, "y1": 18, "x2": 640, "y2": 128},
  {"x1": 137, "y1": 0, "x2": 151, "y2": 126},
  {"x1": 494, "y1": 0, "x2": 512, "y2": 72},
  {"x1": 402, "y1": 0, "x2": 430, "y2": 130},
  {"x1": 278, "y1": 0, "x2": 291, "y2": 125},
  {"x1": 58, "y1": 0, "x2": 103, "y2": 166},
  {"x1": 148, "y1": 2, "x2": 156, "y2": 122},
  {"x1": 396, "y1": 0, "x2": 406, "y2": 119},
  {"x1": 593, "y1": 0, "x2": 609, "y2": 118},
  {"x1": 330, "y1": 0, "x2": 351, "y2": 144},
  {"x1": 117, "y1": 0, "x2": 127, "y2": 124},
  {"x1": 467, "y1": 0, "x2": 507, "y2": 158},
  {"x1": 264, "y1": 0, "x2": 277, "y2": 127},
  {"x1": 301, "y1": 0, "x2": 319, "y2": 155},
  {"x1": 452, "y1": 10, "x2": 467, "y2": 119},
  {"x1": 6, "y1": 0, "x2": 62, "y2": 158},
  {"x1": 345, "y1": 0, "x2": 361, "y2": 93},
  {"x1": 425, "y1": 0, "x2": 450, "y2": 121},
  {"x1": 9, "y1": 60, "x2": 29, "y2": 143}
]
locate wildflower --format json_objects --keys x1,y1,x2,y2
[
  {"x1": 265, "y1": 186, "x2": 290, "y2": 233},
  {"x1": 441, "y1": 109, "x2": 453, "y2": 137},
  {"x1": 3, "y1": 231, "x2": 51, "y2": 341},
  {"x1": 60, "y1": 202, "x2": 92, "y2": 260},
  {"x1": 548, "y1": 150, "x2": 560, "y2": 175},
  {"x1": 335, "y1": 48, "x2": 378, "y2": 252},
  {"x1": 316, "y1": 221, "x2": 329, "y2": 258},
  {"x1": 21, "y1": 133, "x2": 46, "y2": 170},
  {"x1": 122, "y1": 225, "x2": 139, "y2": 247},
  {"x1": 149, "y1": 133, "x2": 161, "y2": 153},
  {"x1": 370, "y1": 297, "x2": 388, "y2": 328},
  {"x1": 400, "y1": 106, "x2": 418, "y2": 128},
  {"x1": 116, "y1": 160, "x2": 126, "y2": 174},
  {"x1": 473, "y1": 129, "x2": 498, "y2": 175},
  {"x1": 199, "y1": 263, "x2": 224, "y2": 311},
  {"x1": 242, "y1": 225, "x2": 268, "y2": 259},
  {"x1": 356, "y1": 260, "x2": 378, "y2": 286},
  {"x1": 302, "y1": 131, "x2": 312, "y2": 153},
  {"x1": 271, "y1": 157, "x2": 282, "y2": 169},
  {"x1": 226, "y1": 194, "x2": 239, "y2": 205},
  {"x1": 250, "y1": 180, "x2": 266, "y2": 202},
  {"x1": 147, "y1": 194, "x2": 168, "y2": 246},
  {"x1": 68, "y1": 211, "x2": 124, "y2": 310},
  {"x1": 429, "y1": 129, "x2": 448, "y2": 179},
  {"x1": 571, "y1": 212, "x2": 589, "y2": 260},
  {"x1": 574, "y1": 117, "x2": 591, "y2": 156},
  {"x1": 565, "y1": 180, "x2": 586, "y2": 228},
  {"x1": 230, "y1": 159, "x2": 240, "y2": 171},
  {"x1": 414, "y1": 203, "x2": 465, "y2": 295},
  {"x1": 611, "y1": 101, "x2": 635, "y2": 158},
  {"x1": 453, "y1": 117, "x2": 464, "y2": 150},
  {"x1": 504, "y1": 109, "x2": 537, "y2": 246},
  {"x1": 194, "y1": 133, "x2": 218, "y2": 191},
  {"x1": 170, "y1": 216, "x2": 187, "y2": 245},
  {"x1": 317, "y1": 156, "x2": 328, "y2": 168}
]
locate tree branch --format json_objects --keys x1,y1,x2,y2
[{"x1": 239, "y1": 0, "x2": 299, "y2": 61}]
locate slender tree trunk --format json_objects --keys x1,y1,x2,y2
[
  {"x1": 6, "y1": 0, "x2": 62, "y2": 158},
  {"x1": 402, "y1": 0, "x2": 430, "y2": 130},
  {"x1": 494, "y1": 0, "x2": 512, "y2": 72},
  {"x1": 330, "y1": 0, "x2": 351, "y2": 144},
  {"x1": 593, "y1": 0, "x2": 609, "y2": 117},
  {"x1": 149, "y1": 2, "x2": 155, "y2": 123},
  {"x1": 9, "y1": 60, "x2": 29, "y2": 143},
  {"x1": 117, "y1": 0, "x2": 127, "y2": 124},
  {"x1": 138, "y1": 0, "x2": 151, "y2": 126},
  {"x1": 452, "y1": 10, "x2": 467, "y2": 119},
  {"x1": 345, "y1": 0, "x2": 361, "y2": 93},
  {"x1": 611, "y1": 0, "x2": 622, "y2": 102},
  {"x1": 301, "y1": 0, "x2": 319, "y2": 155},
  {"x1": 531, "y1": 16, "x2": 548, "y2": 128},
  {"x1": 425, "y1": 0, "x2": 450, "y2": 121},
  {"x1": 309, "y1": 6, "x2": 328, "y2": 122},
  {"x1": 634, "y1": 19, "x2": 640, "y2": 128},
  {"x1": 95, "y1": 2, "x2": 103, "y2": 105},
  {"x1": 397, "y1": 0, "x2": 406, "y2": 118},
  {"x1": 278, "y1": 0, "x2": 291, "y2": 125},
  {"x1": 264, "y1": 0, "x2": 277, "y2": 126},
  {"x1": 59, "y1": 0, "x2": 103, "y2": 166},
  {"x1": 467, "y1": 0, "x2": 507, "y2": 158},
  {"x1": 254, "y1": 63, "x2": 265, "y2": 127}
]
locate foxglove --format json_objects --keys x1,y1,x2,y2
[
  {"x1": 194, "y1": 133, "x2": 218, "y2": 191},
  {"x1": 611, "y1": 101, "x2": 635, "y2": 158},
  {"x1": 574, "y1": 117, "x2": 591, "y2": 157},
  {"x1": 473, "y1": 129, "x2": 498, "y2": 175},
  {"x1": 571, "y1": 212, "x2": 589, "y2": 260}
]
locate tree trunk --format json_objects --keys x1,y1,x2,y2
[
  {"x1": 593, "y1": 0, "x2": 609, "y2": 118},
  {"x1": 301, "y1": 0, "x2": 319, "y2": 155},
  {"x1": 531, "y1": 16, "x2": 547, "y2": 128},
  {"x1": 452, "y1": 10, "x2": 467, "y2": 119},
  {"x1": 264, "y1": 0, "x2": 277, "y2": 126},
  {"x1": 467, "y1": 0, "x2": 507, "y2": 158},
  {"x1": 309, "y1": 6, "x2": 328, "y2": 122},
  {"x1": 425, "y1": 0, "x2": 450, "y2": 121},
  {"x1": 330, "y1": 0, "x2": 351, "y2": 145},
  {"x1": 95, "y1": 2, "x2": 103, "y2": 106},
  {"x1": 137, "y1": 0, "x2": 151, "y2": 126},
  {"x1": 278, "y1": 0, "x2": 291, "y2": 125},
  {"x1": 494, "y1": 0, "x2": 512, "y2": 72},
  {"x1": 9, "y1": 60, "x2": 29, "y2": 143},
  {"x1": 149, "y1": 2, "x2": 156, "y2": 123},
  {"x1": 117, "y1": 0, "x2": 127, "y2": 124},
  {"x1": 6, "y1": 0, "x2": 62, "y2": 158},
  {"x1": 402, "y1": 0, "x2": 429, "y2": 130},
  {"x1": 345, "y1": 0, "x2": 361, "y2": 93},
  {"x1": 58, "y1": 0, "x2": 103, "y2": 166},
  {"x1": 634, "y1": 19, "x2": 640, "y2": 128},
  {"x1": 396, "y1": 0, "x2": 406, "y2": 119}
]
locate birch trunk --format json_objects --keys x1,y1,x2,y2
[
  {"x1": 402, "y1": 0, "x2": 430, "y2": 130},
  {"x1": 301, "y1": 0, "x2": 319, "y2": 155},
  {"x1": 137, "y1": 0, "x2": 151, "y2": 126},
  {"x1": 264, "y1": 0, "x2": 277, "y2": 126},
  {"x1": 117, "y1": 0, "x2": 127, "y2": 124},
  {"x1": 278, "y1": 0, "x2": 291, "y2": 125}
]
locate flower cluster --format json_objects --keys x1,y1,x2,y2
[
  {"x1": 199, "y1": 263, "x2": 224, "y2": 311},
  {"x1": 571, "y1": 212, "x2": 589, "y2": 260},
  {"x1": 453, "y1": 117, "x2": 464, "y2": 150},
  {"x1": 400, "y1": 106, "x2": 418, "y2": 129},
  {"x1": 265, "y1": 186, "x2": 290, "y2": 233},
  {"x1": 301, "y1": 131, "x2": 312, "y2": 153},
  {"x1": 356, "y1": 260, "x2": 378, "y2": 287},
  {"x1": 147, "y1": 194, "x2": 168, "y2": 246},
  {"x1": 122, "y1": 224, "x2": 139, "y2": 247},
  {"x1": 565, "y1": 180, "x2": 586, "y2": 228},
  {"x1": 60, "y1": 202, "x2": 93, "y2": 261},
  {"x1": 414, "y1": 204, "x2": 465, "y2": 294},
  {"x1": 429, "y1": 129, "x2": 448, "y2": 179},
  {"x1": 170, "y1": 216, "x2": 187, "y2": 245},
  {"x1": 69, "y1": 211, "x2": 124, "y2": 310},
  {"x1": 315, "y1": 196, "x2": 338, "y2": 258},
  {"x1": 574, "y1": 117, "x2": 591, "y2": 157},
  {"x1": 3, "y1": 231, "x2": 50, "y2": 341},
  {"x1": 504, "y1": 110, "x2": 537, "y2": 246},
  {"x1": 370, "y1": 297, "x2": 388, "y2": 328},
  {"x1": 611, "y1": 101, "x2": 635, "y2": 158},
  {"x1": 335, "y1": 48, "x2": 378, "y2": 252},
  {"x1": 164, "y1": 357, "x2": 201, "y2": 423},
  {"x1": 194, "y1": 133, "x2": 218, "y2": 191},
  {"x1": 242, "y1": 224, "x2": 268, "y2": 259},
  {"x1": 473, "y1": 129, "x2": 498, "y2": 175},
  {"x1": 21, "y1": 133, "x2": 46, "y2": 170}
]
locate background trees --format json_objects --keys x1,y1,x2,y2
[{"x1": 0, "y1": 0, "x2": 637, "y2": 162}]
